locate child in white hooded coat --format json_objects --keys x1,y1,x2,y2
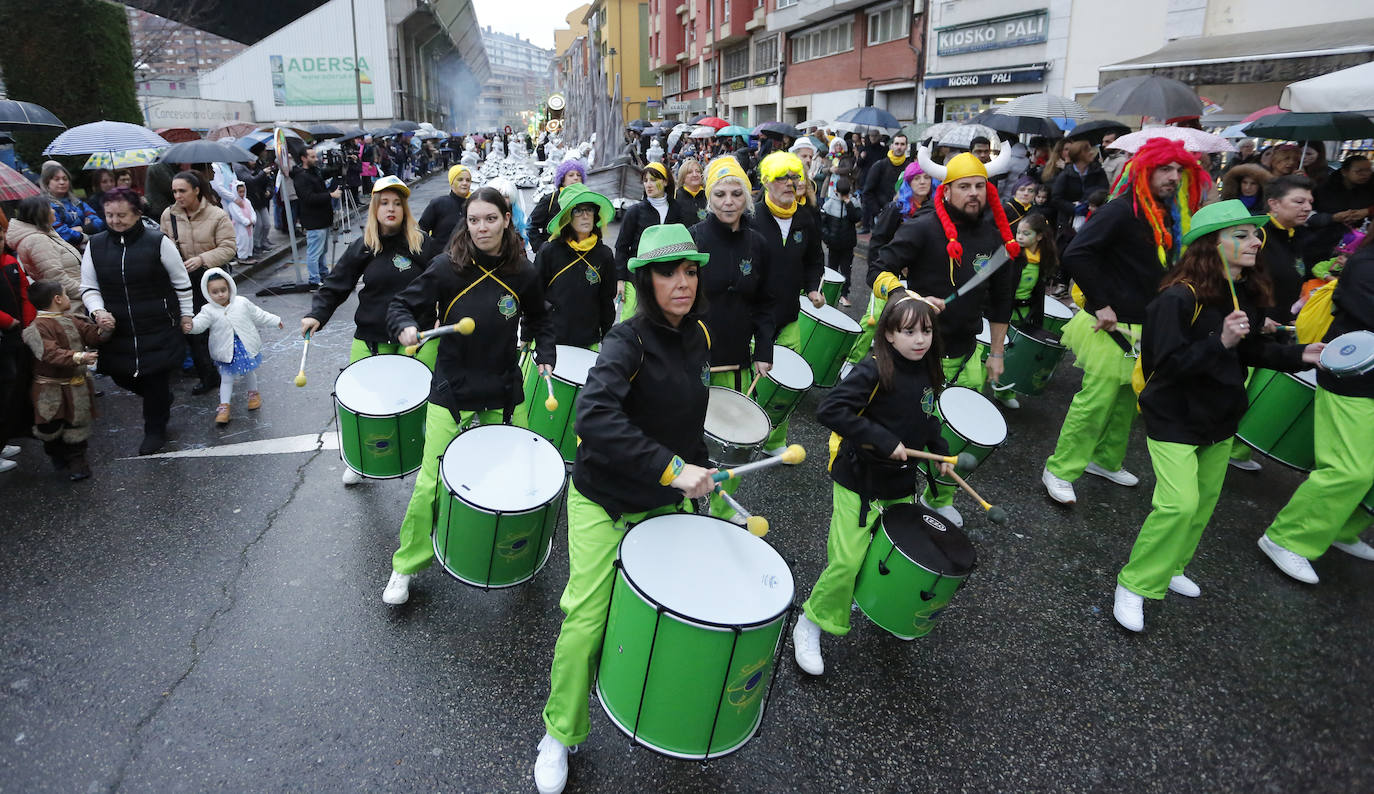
[
  {"x1": 190, "y1": 268, "x2": 282, "y2": 425},
  {"x1": 226, "y1": 180, "x2": 255, "y2": 262}
]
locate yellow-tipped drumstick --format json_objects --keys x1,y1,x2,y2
[
  {"x1": 946, "y1": 468, "x2": 1008, "y2": 524},
  {"x1": 715, "y1": 486, "x2": 769, "y2": 537},
  {"x1": 294, "y1": 332, "x2": 311, "y2": 387},
  {"x1": 403, "y1": 317, "x2": 475, "y2": 356},
  {"x1": 905, "y1": 448, "x2": 978, "y2": 470},
  {"x1": 543, "y1": 372, "x2": 559, "y2": 412},
  {"x1": 710, "y1": 444, "x2": 806, "y2": 482}
]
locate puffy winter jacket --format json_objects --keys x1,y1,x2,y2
[
  {"x1": 6, "y1": 219, "x2": 83, "y2": 300},
  {"x1": 189, "y1": 268, "x2": 281, "y2": 363}
]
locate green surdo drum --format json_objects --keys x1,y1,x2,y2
[
  {"x1": 1236, "y1": 368, "x2": 1317, "y2": 471},
  {"x1": 929, "y1": 386, "x2": 1007, "y2": 490},
  {"x1": 1041, "y1": 295, "x2": 1076, "y2": 336},
  {"x1": 597, "y1": 514, "x2": 794, "y2": 759},
  {"x1": 522, "y1": 344, "x2": 598, "y2": 463},
  {"x1": 433, "y1": 425, "x2": 567, "y2": 589},
  {"x1": 998, "y1": 325, "x2": 1067, "y2": 397},
  {"x1": 796, "y1": 295, "x2": 861, "y2": 388},
  {"x1": 749, "y1": 346, "x2": 813, "y2": 428},
  {"x1": 854, "y1": 502, "x2": 977, "y2": 640},
  {"x1": 820, "y1": 266, "x2": 845, "y2": 305},
  {"x1": 333, "y1": 354, "x2": 431, "y2": 478}
]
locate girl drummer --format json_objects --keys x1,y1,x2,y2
[
  {"x1": 381, "y1": 186, "x2": 555, "y2": 606},
  {"x1": 533, "y1": 224, "x2": 716, "y2": 794},
  {"x1": 614, "y1": 162, "x2": 685, "y2": 319},
  {"x1": 792, "y1": 289, "x2": 952, "y2": 675},
  {"x1": 993, "y1": 212, "x2": 1061, "y2": 410},
  {"x1": 1113, "y1": 200, "x2": 1323, "y2": 632}
]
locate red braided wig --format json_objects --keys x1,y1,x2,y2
[{"x1": 933, "y1": 180, "x2": 1022, "y2": 284}]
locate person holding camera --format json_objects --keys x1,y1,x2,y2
[{"x1": 292, "y1": 147, "x2": 341, "y2": 287}]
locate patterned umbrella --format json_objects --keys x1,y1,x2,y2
[
  {"x1": 1107, "y1": 126, "x2": 1235, "y2": 154},
  {"x1": 689, "y1": 126, "x2": 716, "y2": 139},
  {"x1": 83, "y1": 148, "x2": 165, "y2": 170},
  {"x1": 43, "y1": 121, "x2": 168, "y2": 156},
  {"x1": 994, "y1": 93, "x2": 1089, "y2": 121},
  {"x1": 938, "y1": 123, "x2": 999, "y2": 149},
  {"x1": 0, "y1": 161, "x2": 41, "y2": 201}
]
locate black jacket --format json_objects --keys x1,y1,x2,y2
[
  {"x1": 819, "y1": 355, "x2": 948, "y2": 499},
  {"x1": 307, "y1": 233, "x2": 430, "y2": 344},
  {"x1": 614, "y1": 199, "x2": 685, "y2": 281},
  {"x1": 870, "y1": 207, "x2": 1019, "y2": 358},
  {"x1": 418, "y1": 191, "x2": 467, "y2": 259},
  {"x1": 1050, "y1": 160, "x2": 1110, "y2": 232},
  {"x1": 820, "y1": 197, "x2": 861, "y2": 250},
  {"x1": 1003, "y1": 199, "x2": 1034, "y2": 227},
  {"x1": 1139, "y1": 281, "x2": 1307, "y2": 445},
  {"x1": 689, "y1": 214, "x2": 775, "y2": 367},
  {"x1": 1258, "y1": 219, "x2": 1308, "y2": 323},
  {"x1": 571, "y1": 313, "x2": 711, "y2": 516},
  {"x1": 1320, "y1": 244, "x2": 1374, "y2": 398},
  {"x1": 862, "y1": 156, "x2": 908, "y2": 216},
  {"x1": 86, "y1": 224, "x2": 189, "y2": 379},
  {"x1": 753, "y1": 199, "x2": 825, "y2": 334},
  {"x1": 529, "y1": 235, "x2": 616, "y2": 348},
  {"x1": 869, "y1": 201, "x2": 932, "y2": 266},
  {"x1": 527, "y1": 191, "x2": 561, "y2": 254},
  {"x1": 675, "y1": 187, "x2": 708, "y2": 225},
  {"x1": 1060, "y1": 194, "x2": 1178, "y2": 325},
  {"x1": 292, "y1": 166, "x2": 333, "y2": 230},
  {"x1": 388, "y1": 250, "x2": 554, "y2": 414}
]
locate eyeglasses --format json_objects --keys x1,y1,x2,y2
[
  {"x1": 778, "y1": 173, "x2": 804, "y2": 184},
  {"x1": 571, "y1": 206, "x2": 597, "y2": 216}
]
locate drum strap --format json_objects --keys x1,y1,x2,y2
[
  {"x1": 443, "y1": 261, "x2": 520, "y2": 322},
  {"x1": 549, "y1": 251, "x2": 591, "y2": 287}
]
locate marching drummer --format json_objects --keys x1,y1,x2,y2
[
  {"x1": 614, "y1": 162, "x2": 685, "y2": 319},
  {"x1": 1114, "y1": 201, "x2": 1323, "y2": 632},
  {"x1": 674, "y1": 157, "x2": 707, "y2": 224},
  {"x1": 754, "y1": 151, "x2": 825, "y2": 456},
  {"x1": 299, "y1": 176, "x2": 432, "y2": 484},
  {"x1": 533, "y1": 224, "x2": 716, "y2": 794},
  {"x1": 417, "y1": 164, "x2": 471, "y2": 257},
  {"x1": 690, "y1": 156, "x2": 775, "y2": 522},
  {"x1": 869, "y1": 147, "x2": 1020, "y2": 528},
  {"x1": 527, "y1": 183, "x2": 617, "y2": 349},
  {"x1": 380, "y1": 186, "x2": 555, "y2": 606},
  {"x1": 793, "y1": 289, "x2": 953, "y2": 675},
  {"x1": 994, "y1": 211, "x2": 1062, "y2": 410}
]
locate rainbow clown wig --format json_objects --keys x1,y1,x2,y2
[
  {"x1": 916, "y1": 144, "x2": 1020, "y2": 283},
  {"x1": 1106, "y1": 137, "x2": 1207, "y2": 266}
]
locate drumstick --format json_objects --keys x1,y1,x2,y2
[
  {"x1": 709, "y1": 364, "x2": 740, "y2": 373},
  {"x1": 543, "y1": 372, "x2": 559, "y2": 412},
  {"x1": 403, "y1": 317, "x2": 475, "y2": 355},
  {"x1": 946, "y1": 468, "x2": 1008, "y2": 524},
  {"x1": 905, "y1": 449, "x2": 978, "y2": 471},
  {"x1": 1221, "y1": 259, "x2": 1241, "y2": 313},
  {"x1": 294, "y1": 332, "x2": 311, "y2": 387},
  {"x1": 715, "y1": 486, "x2": 768, "y2": 537},
  {"x1": 744, "y1": 373, "x2": 759, "y2": 399},
  {"x1": 711, "y1": 444, "x2": 806, "y2": 482},
  {"x1": 1275, "y1": 324, "x2": 1296, "y2": 334}
]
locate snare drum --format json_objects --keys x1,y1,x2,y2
[
  {"x1": 1319, "y1": 330, "x2": 1374, "y2": 377},
  {"x1": 333, "y1": 355, "x2": 432, "y2": 478},
  {"x1": 522, "y1": 345, "x2": 598, "y2": 463},
  {"x1": 597, "y1": 514, "x2": 793, "y2": 759},
  {"x1": 998, "y1": 325, "x2": 1067, "y2": 396},
  {"x1": 1236, "y1": 369, "x2": 1317, "y2": 471},
  {"x1": 796, "y1": 296, "x2": 861, "y2": 387},
  {"x1": 853, "y1": 502, "x2": 977, "y2": 640},
  {"x1": 820, "y1": 267, "x2": 845, "y2": 306},
  {"x1": 751, "y1": 347, "x2": 814, "y2": 427},
  {"x1": 931, "y1": 387, "x2": 1007, "y2": 489},
  {"x1": 1042, "y1": 296, "x2": 1075, "y2": 336},
  {"x1": 433, "y1": 425, "x2": 566, "y2": 588},
  {"x1": 704, "y1": 386, "x2": 771, "y2": 467}
]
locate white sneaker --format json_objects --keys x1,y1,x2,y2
[
  {"x1": 534, "y1": 733, "x2": 572, "y2": 794},
  {"x1": 1113, "y1": 584, "x2": 1144, "y2": 632},
  {"x1": 792, "y1": 613, "x2": 824, "y2": 675},
  {"x1": 1331, "y1": 540, "x2": 1374, "y2": 561},
  {"x1": 342, "y1": 468, "x2": 364, "y2": 486},
  {"x1": 920, "y1": 496, "x2": 964, "y2": 528},
  {"x1": 1258, "y1": 535, "x2": 1319, "y2": 584},
  {"x1": 382, "y1": 570, "x2": 413, "y2": 604},
  {"x1": 1168, "y1": 574, "x2": 1201, "y2": 598},
  {"x1": 1228, "y1": 458, "x2": 1262, "y2": 472},
  {"x1": 1085, "y1": 462, "x2": 1139, "y2": 487},
  {"x1": 1, "y1": 444, "x2": 18, "y2": 458},
  {"x1": 0, "y1": 458, "x2": 15, "y2": 474},
  {"x1": 1041, "y1": 467, "x2": 1076, "y2": 504},
  {"x1": 996, "y1": 393, "x2": 1021, "y2": 409}
]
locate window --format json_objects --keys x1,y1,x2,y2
[
  {"x1": 776, "y1": 0, "x2": 797, "y2": 8},
  {"x1": 791, "y1": 20, "x2": 853, "y2": 63},
  {"x1": 723, "y1": 44, "x2": 750, "y2": 79},
  {"x1": 867, "y1": 3, "x2": 908, "y2": 45},
  {"x1": 754, "y1": 34, "x2": 778, "y2": 70},
  {"x1": 686, "y1": 64, "x2": 700, "y2": 89},
  {"x1": 663, "y1": 68, "x2": 681, "y2": 95}
]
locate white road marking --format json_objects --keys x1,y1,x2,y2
[{"x1": 124, "y1": 433, "x2": 338, "y2": 460}]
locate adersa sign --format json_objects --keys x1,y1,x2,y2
[{"x1": 936, "y1": 10, "x2": 1049, "y2": 57}]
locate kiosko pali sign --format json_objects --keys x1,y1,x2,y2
[{"x1": 936, "y1": 10, "x2": 1050, "y2": 57}]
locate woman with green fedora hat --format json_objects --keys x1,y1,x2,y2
[
  {"x1": 534, "y1": 222, "x2": 716, "y2": 794},
  {"x1": 1112, "y1": 199, "x2": 1324, "y2": 633},
  {"x1": 527, "y1": 183, "x2": 617, "y2": 349}
]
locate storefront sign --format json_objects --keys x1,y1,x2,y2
[
  {"x1": 924, "y1": 67, "x2": 1045, "y2": 89},
  {"x1": 270, "y1": 54, "x2": 375, "y2": 107},
  {"x1": 936, "y1": 10, "x2": 1049, "y2": 56}
]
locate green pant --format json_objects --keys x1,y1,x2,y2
[
  {"x1": 803, "y1": 482, "x2": 911, "y2": 635},
  {"x1": 1117, "y1": 438, "x2": 1229, "y2": 599},
  {"x1": 392, "y1": 403, "x2": 502, "y2": 575},
  {"x1": 349, "y1": 337, "x2": 438, "y2": 370},
  {"x1": 542, "y1": 483, "x2": 687, "y2": 746},
  {"x1": 923, "y1": 355, "x2": 987, "y2": 508},
  {"x1": 1264, "y1": 389, "x2": 1374, "y2": 559},
  {"x1": 1045, "y1": 371, "x2": 1137, "y2": 482},
  {"x1": 619, "y1": 282, "x2": 638, "y2": 323},
  {"x1": 765, "y1": 321, "x2": 801, "y2": 450},
  {"x1": 707, "y1": 368, "x2": 748, "y2": 519}
]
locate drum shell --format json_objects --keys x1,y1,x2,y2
[
  {"x1": 521, "y1": 346, "x2": 597, "y2": 464},
  {"x1": 750, "y1": 347, "x2": 813, "y2": 427},
  {"x1": 998, "y1": 326, "x2": 1067, "y2": 396},
  {"x1": 854, "y1": 504, "x2": 975, "y2": 640},
  {"x1": 1042, "y1": 296, "x2": 1075, "y2": 336},
  {"x1": 797, "y1": 298, "x2": 860, "y2": 388},
  {"x1": 333, "y1": 354, "x2": 432, "y2": 478},
  {"x1": 820, "y1": 267, "x2": 845, "y2": 306},
  {"x1": 1235, "y1": 368, "x2": 1316, "y2": 471},
  {"x1": 931, "y1": 387, "x2": 1007, "y2": 488}
]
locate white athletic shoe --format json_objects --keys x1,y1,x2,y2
[
  {"x1": 534, "y1": 733, "x2": 572, "y2": 794},
  {"x1": 1041, "y1": 467, "x2": 1076, "y2": 505},
  {"x1": 920, "y1": 496, "x2": 964, "y2": 528},
  {"x1": 996, "y1": 394, "x2": 1021, "y2": 410},
  {"x1": 1, "y1": 444, "x2": 19, "y2": 458},
  {"x1": 792, "y1": 613, "x2": 824, "y2": 675},
  {"x1": 1228, "y1": 458, "x2": 1263, "y2": 472},
  {"x1": 0, "y1": 458, "x2": 15, "y2": 474},
  {"x1": 1085, "y1": 462, "x2": 1139, "y2": 487},
  {"x1": 1113, "y1": 584, "x2": 1145, "y2": 632},
  {"x1": 1331, "y1": 540, "x2": 1374, "y2": 561},
  {"x1": 342, "y1": 468, "x2": 363, "y2": 486},
  {"x1": 1258, "y1": 535, "x2": 1319, "y2": 584},
  {"x1": 382, "y1": 570, "x2": 413, "y2": 605},
  {"x1": 1168, "y1": 574, "x2": 1201, "y2": 598}
]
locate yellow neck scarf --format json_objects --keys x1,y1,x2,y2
[
  {"x1": 887, "y1": 152, "x2": 908, "y2": 167},
  {"x1": 765, "y1": 193, "x2": 797, "y2": 219},
  {"x1": 683, "y1": 185, "x2": 702, "y2": 197},
  {"x1": 1026, "y1": 249, "x2": 1041, "y2": 265},
  {"x1": 567, "y1": 234, "x2": 598, "y2": 253},
  {"x1": 1268, "y1": 214, "x2": 1295, "y2": 237}
]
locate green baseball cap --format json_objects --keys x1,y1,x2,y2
[
  {"x1": 547, "y1": 183, "x2": 614, "y2": 234},
  {"x1": 1182, "y1": 199, "x2": 1270, "y2": 246},
  {"x1": 626, "y1": 223, "x2": 710, "y2": 271}
]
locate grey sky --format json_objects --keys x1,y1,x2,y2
[{"x1": 472, "y1": 0, "x2": 586, "y2": 50}]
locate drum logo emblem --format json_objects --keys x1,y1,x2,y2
[
  {"x1": 700, "y1": 365, "x2": 710, "y2": 385},
  {"x1": 392, "y1": 254, "x2": 412, "y2": 271},
  {"x1": 585, "y1": 265, "x2": 601, "y2": 284},
  {"x1": 920, "y1": 386, "x2": 935, "y2": 416},
  {"x1": 739, "y1": 258, "x2": 753, "y2": 276},
  {"x1": 726, "y1": 658, "x2": 769, "y2": 709},
  {"x1": 697, "y1": 208, "x2": 708, "y2": 221},
  {"x1": 922, "y1": 514, "x2": 948, "y2": 533},
  {"x1": 497, "y1": 532, "x2": 532, "y2": 560},
  {"x1": 365, "y1": 433, "x2": 395, "y2": 457},
  {"x1": 497, "y1": 294, "x2": 518, "y2": 318},
  {"x1": 1341, "y1": 344, "x2": 1356, "y2": 356}
]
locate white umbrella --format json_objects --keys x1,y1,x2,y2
[
  {"x1": 938, "y1": 123, "x2": 998, "y2": 149},
  {"x1": 994, "y1": 93, "x2": 1089, "y2": 120},
  {"x1": 798, "y1": 118, "x2": 828, "y2": 130},
  {"x1": 1108, "y1": 126, "x2": 1235, "y2": 154},
  {"x1": 1281, "y1": 61, "x2": 1374, "y2": 113},
  {"x1": 689, "y1": 126, "x2": 716, "y2": 139},
  {"x1": 44, "y1": 121, "x2": 168, "y2": 156},
  {"x1": 914, "y1": 121, "x2": 960, "y2": 145}
]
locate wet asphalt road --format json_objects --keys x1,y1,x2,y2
[{"x1": 2, "y1": 173, "x2": 1372, "y2": 792}]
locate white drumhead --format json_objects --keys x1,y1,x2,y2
[
  {"x1": 767, "y1": 347, "x2": 814, "y2": 390},
  {"x1": 798, "y1": 295, "x2": 861, "y2": 333},
  {"x1": 1319, "y1": 330, "x2": 1374, "y2": 374},
  {"x1": 620, "y1": 514, "x2": 793, "y2": 624},
  {"x1": 822, "y1": 267, "x2": 844, "y2": 285},
  {"x1": 335, "y1": 355, "x2": 432, "y2": 415},
  {"x1": 552, "y1": 345, "x2": 598, "y2": 386},
  {"x1": 1291, "y1": 368, "x2": 1318, "y2": 388},
  {"x1": 440, "y1": 425, "x2": 566, "y2": 511},
  {"x1": 705, "y1": 386, "x2": 770, "y2": 444},
  {"x1": 939, "y1": 386, "x2": 1008, "y2": 446},
  {"x1": 975, "y1": 318, "x2": 1007, "y2": 347},
  {"x1": 1043, "y1": 296, "x2": 1075, "y2": 320}
]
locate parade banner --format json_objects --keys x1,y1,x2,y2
[{"x1": 270, "y1": 54, "x2": 374, "y2": 107}]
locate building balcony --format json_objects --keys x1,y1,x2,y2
[{"x1": 765, "y1": 0, "x2": 877, "y2": 34}]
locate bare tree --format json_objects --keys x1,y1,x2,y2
[{"x1": 125, "y1": 0, "x2": 225, "y2": 81}]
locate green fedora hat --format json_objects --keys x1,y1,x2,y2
[
  {"x1": 1182, "y1": 199, "x2": 1270, "y2": 246},
  {"x1": 547, "y1": 183, "x2": 615, "y2": 234},
  {"x1": 627, "y1": 223, "x2": 711, "y2": 271}
]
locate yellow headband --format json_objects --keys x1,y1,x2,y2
[
  {"x1": 759, "y1": 151, "x2": 805, "y2": 184},
  {"x1": 644, "y1": 162, "x2": 669, "y2": 182},
  {"x1": 705, "y1": 157, "x2": 750, "y2": 194},
  {"x1": 895, "y1": 291, "x2": 940, "y2": 311},
  {"x1": 448, "y1": 164, "x2": 471, "y2": 186}
]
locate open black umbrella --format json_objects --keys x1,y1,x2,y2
[
  {"x1": 392, "y1": 120, "x2": 421, "y2": 132},
  {"x1": 756, "y1": 121, "x2": 801, "y2": 139},
  {"x1": 1242, "y1": 112, "x2": 1374, "y2": 142},
  {"x1": 307, "y1": 123, "x2": 347, "y2": 139},
  {"x1": 336, "y1": 127, "x2": 369, "y2": 143},
  {"x1": 626, "y1": 119, "x2": 650, "y2": 129},
  {"x1": 368, "y1": 127, "x2": 401, "y2": 137},
  {"x1": 1064, "y1": 119, "x2": 1132, "y2": 144},
  {"x1": 0, "y1": 99, "x2": 64, "y2": 132},
  {"x1": 970, "y1": 110, "x2": 1060, "y2": 138},
  {"x1": 1090, "y1": 76, "x2": 1203, "y2": 120},
  {"x1": 158, "y1": 139, "x2": 255, "y2": 164}
]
